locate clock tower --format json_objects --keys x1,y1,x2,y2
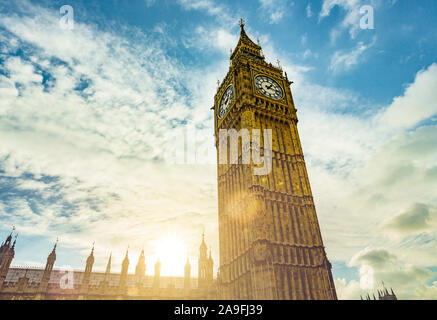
[{"x1": 214, "y1": 20, "x2": 337, "y2": 300}]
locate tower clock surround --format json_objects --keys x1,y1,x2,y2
[
  {"x1": 218, "y1": 85, "x2": 234, "y2": 119},
  {"x1": 213, "y1": 20, "x2": 337, "y2": 300}
]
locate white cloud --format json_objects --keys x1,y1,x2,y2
[
  {"x1": 329, "y1": 36, "x2": 376, "y2": 73},
  {"x1": 377, "y1": 63, "x2": 437, "y2": 130},
  {"x1": 177, "y1": 0, "x2": 237, "y2": 25},
  {"x1": 258, "y1": 0, "x2": 290, "y2": 24},
  {"x1": 335, "y1": 278, "x2": 363, "y2": 300},
  {"x1": 182, "y1": 26, "x2": 238, "y2": 56},
  {"x1": 381, "y1": 203, "x2": 437, "y2": 237}
]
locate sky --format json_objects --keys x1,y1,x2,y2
[{"x1": 0, "y1": 0, "x2": 436, "y2": 299}]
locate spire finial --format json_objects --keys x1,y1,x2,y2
[
  {"x1": 12, "y1": 233, "x2": 18, "y2": 248},
  {"x1": 7, "y1": 225, "x2": 15, "y2": 240},
  {"x1": 50, "y1": 238, "x2": 58, "y2": 254},
  {"x1": 239, "y1": 18, "x2": 245, "y2": 28},
  {"x1": 105, "y1": 252, "x2": 112, "y2": 276}
]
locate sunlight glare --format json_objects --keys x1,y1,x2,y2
[{"x1": 152, "y1": 235, "x2": 187, "y2": 277}]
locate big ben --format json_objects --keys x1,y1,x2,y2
[{"x1": 214, "y1": 20, "x2": 337, "y2": 300}]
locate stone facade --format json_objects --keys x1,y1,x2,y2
[{"x1": 214, "y1": 21, "x2": 337, "y2": 300}]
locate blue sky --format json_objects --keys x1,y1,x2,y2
[{"x1": 1, "y1": 0, "x2": 437, "y2": 299}]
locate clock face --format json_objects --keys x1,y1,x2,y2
[
  {"x1": 255, "y1": 75, "x2": 283, "y2": 100},
  {"x1": 218, "y1": 85, "x2": 234, "y2": 119}
]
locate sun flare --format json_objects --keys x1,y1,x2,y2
[{"x1": 151, "y1": 235, "x2": 187, "y2": 277}]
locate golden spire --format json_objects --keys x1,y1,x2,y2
[
  {"x1": 105, "y1": 252, "x2": 112, "y2": 276},
  {"x1": 230, "y1": 19, "x2": 263, "y2": 62}
]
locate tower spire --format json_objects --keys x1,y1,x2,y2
[
  {"x1": 12, "y1": 234, "x2": 18, "y2": 248},
  {"x1": 50, "y1": 238, "x2": 58, "y2": 256},
  {"x1": 81, "y1": 242, "x2": 95, "y2": 297},
  {"x1": 0, "y1": 228, "x2": 16, "y2": 289},
  {"x1": 135, "y1": 248, "x2": 146, "y2": 286},
  {"x1": 184, "y1": 256, "x2": 192, "y2": 290},
  {"x1": 230, "y1": 19, "x2": 263, "y2": 63},
  {"x1": 105, "y1": 252, "x2": 112, "y2": 279},
  {"x1": 86, "y1": 243, "x2": 95, "y2": 263},
  {"x1": 37, "y1": 240, "x2": 58, "y2": 299},
  {"x1": 118, "y1": 248, "x2": 130, "y2": 295},
  {"x1": 3, "y1": 226, "x2": 15, "y2": 246}
]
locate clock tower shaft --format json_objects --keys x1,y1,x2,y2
[{"x1": 214, "y1": 21, "x2": 337, "y2": 300}]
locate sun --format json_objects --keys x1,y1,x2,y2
[{"x1": 152, "y1": 235, "x2": 187, "y2": 277}]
